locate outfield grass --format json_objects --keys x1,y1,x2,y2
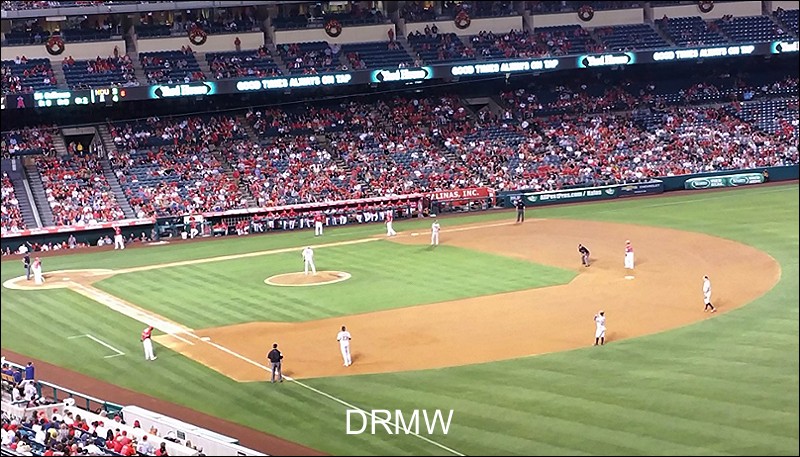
[{"x1": 1, "y1": 184, "x2": 798, "y2": 456}]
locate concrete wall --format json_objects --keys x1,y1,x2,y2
[
  {"x1": 274, "y1": 23, "x2": 396, "y2": 45},
  {"x1": 405, "y1": 16, "x2": 523, "y2": 36},
  {"x1": 652, "y1": 1, "x2": 763, "y2": 20},
  {"x1": 137, "y1": 31, "x2": 263, "y2": 53},
  {"x1": 531, "y1": 8, "x2": 644, "y2": 28},
  {"x1": 0, "y1": 39, "x2": 125, "y2": 61},
  {"x1": 772, "y1": 1, "x2": 799, "y2": 11}
]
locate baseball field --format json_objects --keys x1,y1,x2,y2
[{"x1": 1, "y1": 183, "x2": 798, "y2": 456}]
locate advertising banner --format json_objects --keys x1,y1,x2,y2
[
  {"x1": 684, "y1": 173, "x2": 765, "y2": 190},
  {"x1": 426, "y1": 187, "x2": 495, "y2": 202},
  {"x1": 617, "y1": 180, "x2": 664, "y2": 198}
]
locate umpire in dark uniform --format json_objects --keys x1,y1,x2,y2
[
  {"x1": 515, "y1": 198, "x2": 525, "y2": 223},
  {"x1": 23, "y1": 253, "x2": 31, "y2": 280},
  {"x1": 267, "y1": 343, "x2": 284, "y2": 383}
]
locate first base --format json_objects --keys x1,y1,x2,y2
[
  {"x1": 625, "y1": 275, "x2": 635, "y2": 280},
  {"x1": 411, "y1": 232, "x2": 419, "y2": 237}
]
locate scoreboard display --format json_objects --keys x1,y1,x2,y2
[{"x1": 4, "y1": 87, "x2": 128, "y2": 109}]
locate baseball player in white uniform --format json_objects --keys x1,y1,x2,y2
[
  {"x1": 337, "y1": 325, "x2": 352, "y2": 366},
  {"x1": 594, "y1": 310, "x2": 606, "y2": 346},
  {"x1": 431, "y1": 217, "x2": 440, "y2": 246},
  {"x1": 302, "y1": 246, "x2": 316, "y2": 275},
  {"x1": 386, "y1": 211, "x2": 397, "y2": 237},
  {"x1": 703, "y1": 275, "x2": 716, "y2": 312},
  {"x1": 624, "y1": 240, "x2": 634, "y2": 270},
  {"x1": 113, "y1": 227, "x2": 125, "y2": 250}
]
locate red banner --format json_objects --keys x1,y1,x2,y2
[{"x1": 426, "y1": 187, "x2": 495, "y2": 202}]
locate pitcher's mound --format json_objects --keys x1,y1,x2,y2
[{"x1": 264, "y1": 271, "x2": 352, "y2": 287}]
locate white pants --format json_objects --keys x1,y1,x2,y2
[
  {"x1": 431, "y1": 232, "x2": 439, "y2": 245},
  {"x1": 33, "y1": 267, "x2": 44, "y2": 285},
  {"x1": 143, "y1": 338, "x2": 156, "y2": 360},
  {"x1": 315, "y1": 221, "x2": 324, "y2": 236},
  {"x1": 595, "y1": 327, "x2": 606, "y2": 339},
  {"x1": 704, "y1": 293, "x2": 711, "y2": 305},
  {"x1": 386, "y1": 221, "x2": 396, "y2": 236},
  {"x1": 190, "y1": 228, "x2": 198, "y2": 239},
  {"x1": 114, "y1": 234, "x2": 125, "y2": 250},
  {"x1": 340, "y1": 344, "x2": 352, "y2": 366},
  {"x1": 304, "y1": 259, "x2": 316, "y2": 275},
  {"x1": 624, "y1": 252, "x2": 634, "y2": 269}
]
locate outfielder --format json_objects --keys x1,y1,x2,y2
[
  {"x1": 703, "y1": 275, "x2": 716, "y2": 312},
  {"x1": 141, "y1": 325, "x2": 157, "y2": 360},
  {"x1": 431, "y1": 217, "x2": 440, "y2": 246},
  {"x1": 386, "y1": 210, "x2": 397, "y2": 237},
  {"x1": 302, "y1": 246, "x2": 316, "y2": 275},
  {"x1": 593, "y1": 310, "x2": 606, "y2": 346},
  {"x1": 337, "y1": 325, "x2": 352, "y2": 366},
  {"x1": 114, "y1": 226, "x2": 125, "y2": 250},
  {"x1": 624, "y1": 240, "x2": 634, "y2": 270}
]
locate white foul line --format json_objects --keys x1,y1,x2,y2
[
  {"x1": 184, "y1": 333, "x2": 465, "y2": 457},
  {"x1": 68, "y1": 334, "x2": 125, "y2": 358}
]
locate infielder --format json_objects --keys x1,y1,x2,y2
[
  {"x1": 593, "y1": 310, "x2": 606, "y2": 346},
  {"x1": 578, "y1": 243, "x2": 590, "y2": 267},
  {"x1": 703, "y1": 275, "x2": 716, "y2": 312},
  {"x1": 337, "y1": 325, "x2": 352, "y2": 366},
  {"x1": 141, "y1": 325, "x2": 157, "y2": 360},
  {"x1": 431, "y1": 217, "x2": 440, "y2": 246},
  {"x1": 302, "y1": 246, "x2": 316, "y2": 275},
  {"x1": 113, "y1": 226, "x2": 125, "y2": 250},
  {"x1": 386, "y1": 210, "x2": 397, "y2": 237},
  {"x1": 624, "y1": 240, "x2": 634, "y2": 270}
]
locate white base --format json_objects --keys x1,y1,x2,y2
[{"x1": 625, "y1": 275, "x2": 635, "y2": 280}]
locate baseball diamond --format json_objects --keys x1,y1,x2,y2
[{"x1": 1, "y1": 185, "x2": 798, "y2": 455}]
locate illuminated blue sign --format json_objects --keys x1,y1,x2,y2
[
  {"x1": 149, "y1": 82, "x2": 217, "y2": 99},
  {"x1": 370, "y1": 67, "x2": 433, "y2": 83},
  {"x1": 577, "y1": 52, "x2": 635, "y2": 68}
]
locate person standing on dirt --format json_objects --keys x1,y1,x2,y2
[
  {"x1": 267, "y1": 343, "x2": 283, "y2": 383},
  {"x1": 515, "y1": 198, "x2": 525, "y2": 223},
  {"x1": 23, "y1": 253, "x2": 31, "y2": 280}
]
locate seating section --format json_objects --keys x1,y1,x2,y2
[
  {"x1": 2, "y1": 30, "x2": 52, "y2": 45},
  {"x1": 1, "y1": 58, "x2": 56, "y2": 94},
  {"x1": 62, "y1": 55, "x2": 137, "y2": 89},
  {"x1": 342, "y1": 42, "x2": 412, "y2": 69},
  {"x1": 534, "y1": 25, "x2": 594, "y2": 55},
  {"x1": 594, "y1": 24, "x2": 669, "y2": 50},
  {"x1": 716, "y1": 15, "x2": 794, "y2": 43},
  {"x1": 1, "y1": 172, "x2": 26, "y2": 234},
  {"x1": 775, "y1": 9, "x2": 799, "y2": 35},
  {"x1": 657, "y1": 16, "x2": 727, "y2": 46},
  {"x1": 108, "y1": 115, "x2": 247, "y2": 217},
  {"x1": 401, "y1": 1, "x2": 437, "y2": 22},
  {"x1": 729, "y1": 97, "x2": 799, "y2": 142},
  {"x1": 36, "y1": 152, "x2": 125, "y2": 226},
  {"x1": 2, "y1": 125, "x2": 57, "y2": 155},
  {"x1": 471, "y1": 30, "x2": 549, "y2": 59},
  {"x1": 207, "y1": 48, "x2": 281, "y2": 79},
  {"x1": 408, "y1": 32, "x2": 475, "y2": 63},
  {"x1": 277, "y1": 42, "x2": 341, "y2": 74},
  {"x1": 140, "y1": 49, "x2": 205, "y2": 84}
]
